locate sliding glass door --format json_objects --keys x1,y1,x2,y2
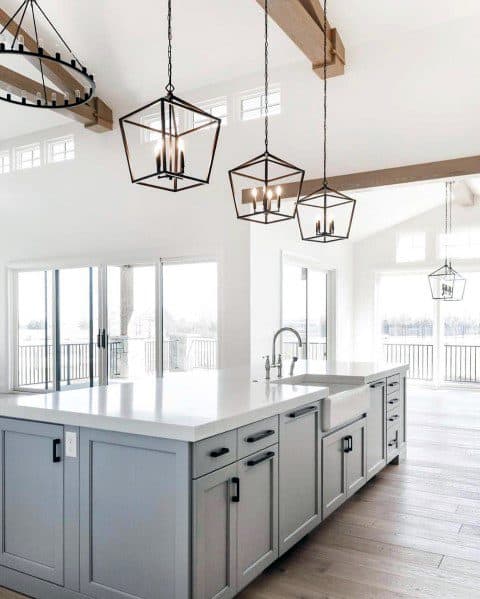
[
  {"x1": 281, "y1": 259, "x2": 328, "y2": 360},
  {"x1": 12, "y1": 259, "x2": 219, "y2": 391},
  {"x1": 162, "y1": 261, "x2": 218, "y2": 372},
  {"x1": 106, "y1": 265, "x2": 157, "y2": 383}
]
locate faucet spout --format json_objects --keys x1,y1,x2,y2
[{"x1": 272, "y1": 327, "x2": 303, "y2": 366}]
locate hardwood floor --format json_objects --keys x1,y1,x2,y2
[
  {"x1": 238, "y1": 386, "x2": 480, "y2": 599},
  {"x1": 1, "y1": 386, "x2": 480, "y2": 599}
]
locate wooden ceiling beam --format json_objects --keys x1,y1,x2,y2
[
  {"x1": 0, "y1": 7, "x2": 112, "y2": 132},
  {"x1": 241, "y1": 155, "x2": 480, "y2": 203},
  {"x1": 256, "y1": 0, "x2": 345, "y2": 79},
  {"x1": 0, "y1": 64, "x2": 112, "y2": 131}
]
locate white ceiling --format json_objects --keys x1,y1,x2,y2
[{"x1": 2, "y1": 0, "x2": 480, "y2": 140}]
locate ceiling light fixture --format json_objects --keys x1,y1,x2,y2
[
  {"x1": 0, "y1": 0, "x2": 95, "y2": 108},
  {"x1": 119, "y1": 0, "x2": 221, "y2": 193},
  {"x1": 428, "y1": 181, "x2": 466, "y2": 301},
  {"x1": 296, "y1": 0, "x2": 355, "y2": 242},
  {"x1": 228, "y1": 0, "x2": 305, "y2": 224}
]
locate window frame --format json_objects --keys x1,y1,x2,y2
[
  {"x1": 46, "y1": 135, "x2": 75, "y2": 164},
  {"x1": 191, "y1": 96, "x2": 228, "y2": 129},
  {"x1": 239, "y1": 86, "x2": 281, "y2": 122},
  {"x1": 280, "y1": 252, "x2": 335, "y2": 362},
  {"x1": 396, "y1": 231, "x2": 426, "y2": 263},
  {"x1": 15, "y1": 143, "x2": 41, "y2": 170},
  {"x1": 0, "y1": 149, "x2": 11, "y2": 174}
]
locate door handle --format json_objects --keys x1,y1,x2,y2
[
  {"x1": 53, "y1": 439, "x2": 61, "y2": 463},
  {"x1": 288, "y1": 405, "x2": 317, "y2": 419},
  {"x1": 209, "y1": 447, "x2": 230, "y2": 458},
  {"x1": 101, "y1": 329, "x2": 107, "y2": 349},
  {"x1": 231, "y1": 477, "x2": 240, "y2": 503},
  {"x1": 97, "y1": 329, "x2": 102, "y2": 349},
  {"x1": 245, "y1": 429, "x2": 275, "y2": 443},
  {"x1": 246, "y1": 451, "x2": 275, "y2": 467}
]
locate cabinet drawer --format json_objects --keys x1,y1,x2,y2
[
  {"x1": 386, "y1": 394, "x2": 401, "y2": 412},
  {"x1": 386, "y1": 406, "x2": 401, "y2": 427},
  {"x1": 193, "y1": 430, "x2": 237, "y2": 479},
  {"x1": 238, "y1": 416, "x2": 278, "y2": 459},
  {"x1": 386, "y1": 374, "x2": 401, "y2": 394},
  {"x1": 387, "y1": 425, "x2": 400, "y2": 459}
]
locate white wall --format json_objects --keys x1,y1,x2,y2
[{"x1": 352, "y1": 196, "x2": 480, "y2": 361}]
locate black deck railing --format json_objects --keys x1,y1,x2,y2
[
  {"x1": 18, "y1": 342, "x2": 122, "y2": 387},
  {"x1": 384, "y1": 342, "x2": 480, "y2": 383},
  {"x1": 145, "y1": 338, "x2": 217, "y2": 372}
]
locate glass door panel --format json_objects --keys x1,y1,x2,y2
[
  {"x1": 162, "y1": 262, "x2": 218, "y2": 372},
  {"x1": 106, "y1": 265, "x2": 157, "y2": 382},
  {"x1": 377, "y1": 273, "x2": 435, "y2": 381},
  {"x1": 281, "y1": 263, "x2": 306, "y2": 358},
  {"x1": 57, "y1": 267, "x2": 99, "y2": 390},
  {"x1": 442, "y1": 272, "x2": 480, "y2": 383},
  {"x1": 307, "y1": 270, "x2": 327, "y2": 360},
  {"x1": 16, "y1": 271, "x2": 53, "y2": 391}
]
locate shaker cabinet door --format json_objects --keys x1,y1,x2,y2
[
  {"x1": 193, "y1": 463, "x2": 238, "y2": 599},
  {"x1": 367, "y1": 380, "x2": 386, "y2": 480},
  {"x1": 237, "y1": 446, "x2": 278, "y2": 591},
  {"x1": 322, "y1": 427, "x2": 348, "y2": 519},
  {"x1": 346, "y1": 418, "x2": 367, "y2": 496},
  {"x1": 0, "y1": 418, "x2": 64, "y2": 585},
  {"x1": 279, "y1": 403, "x2": 321, "y2": 555}
]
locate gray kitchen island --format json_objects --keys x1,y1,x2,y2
[{"x1": 0, "y1": 361, "x2": 408, "y2": 599}]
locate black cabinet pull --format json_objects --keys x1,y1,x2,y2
[
  {"x1": 53, "y1": 439, "x2": 61, "y2": 463},
  {"x1": 245, "y1": 429, "x2": 275, "y2": 443},
  {"x1": 388, "y1": 440, "x2": 397, "y2": 447},
  {"x1": 231, "y1": 477, "x2": 240, "y2": 502},
  {"x1": 370, "y1": 381, "x2": 385, "y2": 389},
  {"x1": 247, "y1": 451, "x2": 275, "y2": 467},
  {"x1": 288, "y1": 405, "x2": 316, "y2": 419},
  {"x1": 343, "y1": 435, "x2": 353, "y2": 453},
  {"x1": 209, "y1": 447, "x2": 230, "y2": 458},
  {"x1": 388, "y1": 414, "x2": 399, "y2": 422},
  {"x1": 388, "y1": 398, "x2": 399, "y2": 405},
  {"x1": 388, "y1": 381, "x2": 399, "y2": 387}
]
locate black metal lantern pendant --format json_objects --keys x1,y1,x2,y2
[
  {"x1": 119, "y1": 0, "x2": 220, "y2": 193},
  {"x1": 297, "y1": 0, "x2": 355, "y2": 242},
  {"x1": 0, "y1": 0, "x2": 95, "y2": 108},
  {"x1": 428, "y1": 181, "x2": 466, "y2": 301},
  {"x1": 228, "y1": 0, "x2": 305, "y2": 223}
]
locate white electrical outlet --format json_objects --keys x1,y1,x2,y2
[{"x1": 65, "y1": 431, "x2": 77, "y2": 458}]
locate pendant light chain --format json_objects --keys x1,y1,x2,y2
[
  {"x1": 166, "y1": 0, "x2": 174, "y2": 94},
  {"x1": 323, "y1": 0, "x2": 328, "y2": 184},
  {"x1": 264, "y1": 0, "x2": 269, "y2": 154}
]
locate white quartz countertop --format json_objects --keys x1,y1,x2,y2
[{"x1": 0, "y1": 361, "x2": 407, "y2": 441}]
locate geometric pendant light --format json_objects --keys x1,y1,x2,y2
[
  {"x1": 0, "y1": 0, "x2": 95, "y2": 109},
  {"x1": 428, "y1": 181, "x2": 466, "y2": 301},
  {"x1": 119, "y1": 0, "x2": 221, "y2": 192},
  {"x1": 228, "y1": 0, "x2": 305, "y2": 224},
  {"x1": 296, "y1": 0, "x2": 356, "y2": 242}
]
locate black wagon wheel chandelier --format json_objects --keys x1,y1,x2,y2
[
  {"x1": 0, "y1": 0, "x2": 95, "y2": 108},
  {"x1": 296, "y1": 0, "x2": 356, "y2": 242},
  {"x1": 119, "y1": 0, "x2": 221, "y2": 193},
  {"x1": 228, "y1": 0, "x2": 305, "y2": 224},
  {"x1": 428, "y1": 181, "x2": 466, "y2": 301}
]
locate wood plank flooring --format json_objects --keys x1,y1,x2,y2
[
  {"x1": 1, "y1": 386, "x2": 480, "y2": 598},
  {"x1": 238, "y1": 386, "x2": 480, "y2": 599}
]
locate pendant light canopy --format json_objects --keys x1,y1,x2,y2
[
  {"x1": 297, "y1": 0, "x2": 355, "y2": 242},
  {"x1": 228, "y1": 0, "x2": 305, "y2": 224},
  {"x1": 119, "y1": 0, "x2": 221, "y2": 192},
  {"x1": 0, "y1": 0, "x2": 95, "y2": 109},
  {"x1": 428, "y1": 181, "x2": 466, "y2": 301}
]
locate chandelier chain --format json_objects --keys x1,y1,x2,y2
[
  {"x1": 264, "y1": 0, "x2": 269, "y2": 153},
  {"x1": 323, "y1": 0, "x2": 327, "y2": 184},
  {"x1": 166, "y1": 0, "x2": 174, "y2": 93}
]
